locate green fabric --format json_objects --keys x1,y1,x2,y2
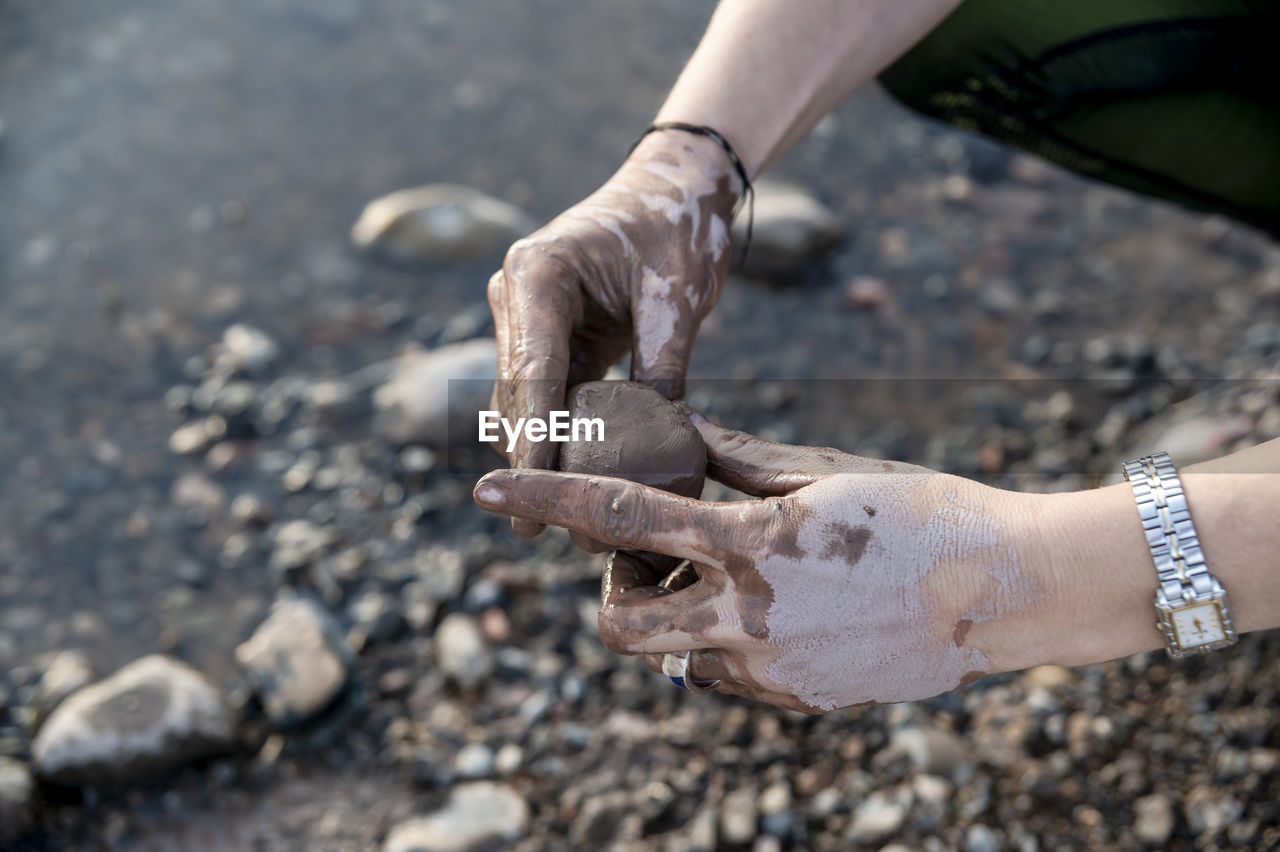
[{"x1": 879, "y1": 0, "x2": 1280, "y2": 236}]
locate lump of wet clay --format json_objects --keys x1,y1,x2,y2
[{"x1": 559, "y1": 381, "x2": 706, "y2": 499}]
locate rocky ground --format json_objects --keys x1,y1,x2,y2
[{"x1": 3, "y1": 0, "x2": 1280, "y2": 850}]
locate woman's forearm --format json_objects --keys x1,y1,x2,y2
[
  {"x1": 654, "y1": 0, "x2": 964, "y2": 176},
  {"x1": 992, "y1": 437, "x2": 1280, "y2": 671}
]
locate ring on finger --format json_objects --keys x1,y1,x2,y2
[{"x1": 662, "y1": 650, "x2": 720, "y2": 694}]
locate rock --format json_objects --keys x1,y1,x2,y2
[
  {"x1": 846, "y1": 792, "x2": 906, "y2": 844},
  {"x1": 37, "y1": 649, "x2": 94, "y2": 712},
  {"x1": 1134, "y1": 793, "x2": 1175, "y2": 844},
  {"x1": 453, "y1": 742, "x2": 494, "y2": 779},
  {"x1": 270, "y1": 519, "x2": 334, "y2": 574},
  {"x1": 964, "y1": 824, "x2": 1000, "y2": 852},
  {"x1": 31, "y1": 655, "x2": 237, "y2": 786},
  {"x1": 1021, "y1": 665, "x2": 1075, "y2": 690},
  {"x1": 169, "y1": 416, "x2": 227, "y2": 455},
  {"x1": 383, "y1": 782, "x2": 530, "y2": 851},
  {"x1": 844, "y1": 275, "x2": 891, "y2": 311},
  {"x1": 373, "y1": 338, "x2": 497, "y2": 448},
  {"x1": 1121, "y1": 400, "x2": 1255, "y2": 468},
  {"x1": 890, "y1": 725, "x2": 972, "y2": 779},
  {"x1": 758, "y1": 780, "x2": 794, "y2": 838},
  {"x1": 0, "y1": 756, "x2": 34, "y2": 845},
  {"x1": 352, "y1": 184, "x2": 537, "y2": 265},
  {"x1": 219, "y1": 324, "x2": 279, "y2": 375},
  {"x1": 434, "y1": 613, "x2": 494, "y2": 690},
  {"x1": 171, "y1": 470, "x2": 227, "y2": 519},
  {"x1": 720, "y1": 784, "x2": 759, "y2": 845},
  {"x1": 572, "y1": 790, "x2": 635, "y2": 847},
  {"x1": 732, "y1": 178, "x2": 843, "y2": 275},
  {"x1": 348, "y1": 592, "x2": 405, "y2": 650},
  {"x1": 234, "y1": 598, "x2": 353, "y2": 728},
  {"x1": 229, "y1": 493, "x2": 274, "y2": 527}
]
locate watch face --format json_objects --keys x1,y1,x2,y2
[{"x1": 1170, "y1": 603, "x2": 1227, "y2": 649}]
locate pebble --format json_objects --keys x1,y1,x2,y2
[
  {"x1": 720, "y1": 784, "x2": 759, "y2": 845},
  {"x1": 0, "y1": 756, "x2": 34, "y2": 845},
  {"x1": 32, "y1": 655, "x2": 237, "y2": 786},
  {"x1": 382, "y1": 782, "x2": 530, "y2": 851},
  {"x1": 36, "y1": 649, "x2": 94, "y2": 711},
  {"x1": 572, "y1": 790, "x2": 635, "y2": 846},
  {"x1": 964, "y1": 824, "x2": 1000, "y2": 852},
  {"x1": 229, "y1": 492, "x2": 274, "y2": 527},
  {"x1": 846, "y1": 792, "x2": 906, "y2": 844},
  {"x1": 270, "y1": 519, "x2": 334, "y2": 573},
  {"x1": 434, "y1": 613, "x2": 494, "y2": 690},
  {"x1": 351, "y1": 184, "x2": 537, "y2": 264},
  {"x1": 347, "y1": 592, "x2": 406, "y2": 650},
  {"x1": 732, "y1": 179, "x2": 843, "y2": 275},
  {"x1": 453, "y1": 742, "x2": 494, "y2": 779},
  {"x1": 1133, "y1": 793, "x2": 1175, "y2": 844},
  {"x1": 844, "y1": 275, "x2": 891, "y2": 311},
  {"x1": 234, "y1": 598, "x2": 353, "y2": 728},
  {"x1": 169, "y1": 416, "x2": 227, "y2": 455},
  {"x1": 890, "y1": 725, "x2": 972, "y2": 780},
  {"x1": 493, "y1": 743, "x2": 522, "y2": 775},
  {"x1": 219, "y1": 324, "x2": 279, "y2": 375},
  {"x1": 1122, "y1": 406, "x2": 1254, "y2": 468},
  {"x1": 372, "y1": 338, "x2": 498, "y2": 448}
]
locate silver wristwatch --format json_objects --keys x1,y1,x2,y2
[{"x1": 1122, "y1": 451, "x2": 1237, "y2": 658}]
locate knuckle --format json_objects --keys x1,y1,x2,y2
[
  {"x1": 596, "y1": 612, "x2": 632, "y2": 655},
  {"x1": 486, "y1": 271, "x2": 506, "y2": 306}
]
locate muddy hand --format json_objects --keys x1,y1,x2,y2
[
  {"x1": 473, "y1": 410, "x2": 1064, "y2": 712},
  {"x1": 487, "y1": 131, "x2": 742, "y2": 536}
]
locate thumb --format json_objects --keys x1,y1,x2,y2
[
  {"x1": 630, "y1": 274, "x2": 700, "y2": 400},
  {"x1": 681, "y1": 408, "x2": 829, "y2": 497}
]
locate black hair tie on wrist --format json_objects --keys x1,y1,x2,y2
[{"x1": 629, "y1": 122, "x2": 754, "y2": 269}]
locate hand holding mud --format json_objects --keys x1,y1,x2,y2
[
  {"x1": 477, "y1": 409, "x2": 1068, "y2": 713},
  {"x1": 488, "y1": 131, "x2": 742, "y2": 536}
]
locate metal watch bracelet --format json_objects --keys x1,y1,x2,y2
[{"x1": 1121, "y1": 451, "x2": 1237, "y2": 658}]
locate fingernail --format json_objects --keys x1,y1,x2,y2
[
  {"x1": 474, "y1": 480, "x2": 507, "y2": 506},
  {"x1": 686, "y1": 409, "x2": 709, "y2": 426}
]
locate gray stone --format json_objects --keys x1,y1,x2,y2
[
  {"x1": 383, "y1": 782, "x2": 530, "y2": 851},
  {"x1": 890, "y1": 725, "x2": 973, "y2": 779},
  {"x1": 732, "y1": 179, "x2": 842, "y2": 274},
  {"x1": 32, "y1": 655, "x2": 237, "y2": 786},
  {"x1": 352, "y1": 184, "x2": 537, "y2": 264},
  {"x1": 37, "y1": 649, "x2": 94, "y2": 712},
  {"x1": 0, "y1": 756, "x2": 35, "y2": 845},
  {"x1": 219, "y1": 323, "x2": 279, "y2": 375},
  {"x1": 572, "y1": 790, "x2": 635, "y2": 847},
  {"x1": 964, "y1": 824, "x2": 1000, "y2": 852},
  {"x1": 235, "y1": 598, "x2": 352, "y2": 728},
  {"x1": 453, "y1": 742, "x2": 494, "y2": 779},
  {"x1": 720, "y1": 784, "x2": 759, "y2": 845},
  {"x1": 270, "y1": 519, "x2": 334, "y2": 573},
  {"x1": 348, "y1": 592, "x2": 406, "y2": 651},
  {"x1": 1134, "y1": 793, "x2": 1175, "y2": 844},
  {"x1": 373, "y1": 338, "x2": 497, "y2": 448},
  {"x1": 169, "y1": 416, "x2": 227, "y2": 455},
  {"x1": 846, "y1": 792, "x2": 906, "y2": 844},
  {"x1": 434, "y1": 613, "x2": 494, "y2": 690},
  {"x1": 1121, "y1": 399, "x2": 1254, "y2": 468}
]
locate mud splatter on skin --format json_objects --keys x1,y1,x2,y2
[
  {"x1": 476, "y1": 416, "x2": 1044, "y2": 714},
  {"x1": 818, "y1": 522, "x2": 873, "y2": 564},
  {"x1": 486, "y1": 132, "x2": 743, "y2": 487}
]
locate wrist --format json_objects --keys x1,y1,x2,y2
[
  {"x1": 624, "y1": 129, "x2": 746, "y2": 215},
  {"x1": 950, "y1": 484, "x2": 1162, "y2": 675}
]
